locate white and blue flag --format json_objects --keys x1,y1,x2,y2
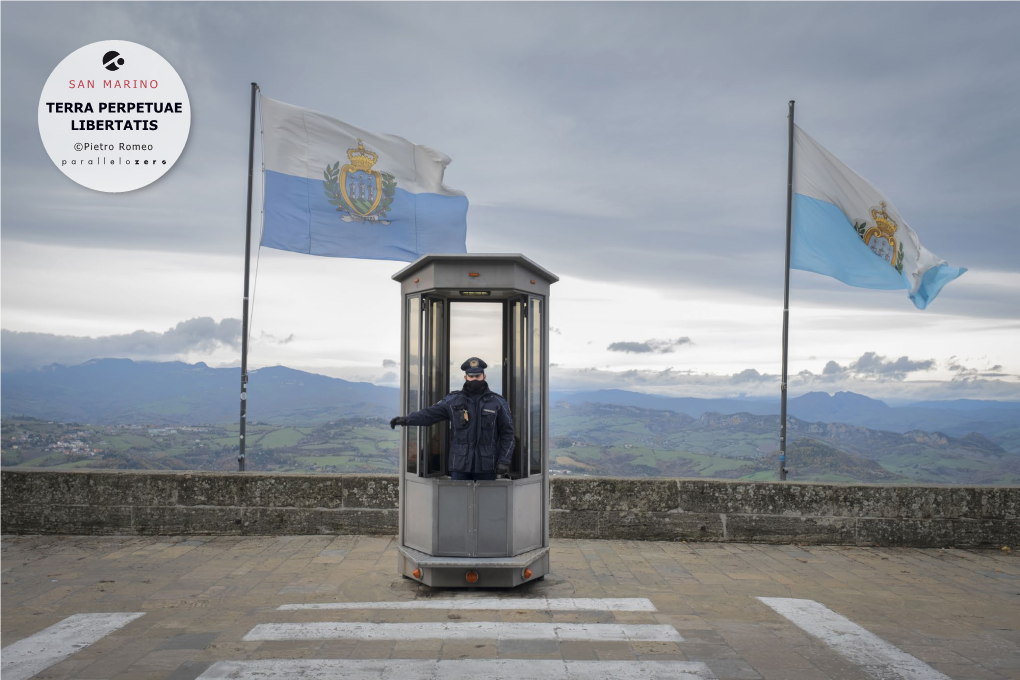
[
  {"x1": 260, "y1": 96, "x2": 468, "y2": 262},
  {"x1": 791, "y1": 125, "x2": 965, "y2": 309}
]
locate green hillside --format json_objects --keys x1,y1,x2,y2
[{"x1": 4, "y1": 401, "x2": 1017, "y2": 484}]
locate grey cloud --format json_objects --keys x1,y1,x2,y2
[
  {"x1": 822, "y1": 361, "x2": 843, "y2": 376},
  {"x1": 731, "y1": 368, "x2": 771, "y2": 384},
  {"x1": 1, "y1": 317, "x2": 241, "y2": 371},
  {"x1": 607, "y1": 342, "x2": 656, "y2": 354},
  {"x1": 849, "y1": 352, "x2": 936, "y2": 378},
  {"x1": 257, "y1": 331, "x2": 294, "y2": 345},
  {"x1": 607, "y1": 337, "x2": 692, "y2": 354},
  {"x1": 947, "y1": 359, "x2": 1014, "y2": 380},
  {"x1": 817, "y1": 352, "x2": 936, "y2": 381},
  {"x1": 382, "y1": 359, "x2": 398, "y2": 368}
]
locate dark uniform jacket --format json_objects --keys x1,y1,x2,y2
[{"x1": 404, "y1": 387, "x2": 514, "y2": 474}]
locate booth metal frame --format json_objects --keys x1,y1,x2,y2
[{"x1": 392, "y1": 254, "x2": 557, "y2": 587}]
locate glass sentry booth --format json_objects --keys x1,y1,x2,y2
[{"x1": 392, "y1": 254, "x2": 557, "y2": 587}]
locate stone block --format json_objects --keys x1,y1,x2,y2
[
  {"x1": 132, "y1": 506, "x2": 242, "y2": 535},
  {"x1": 342, "y1": 475, "x2": 399, "y2": 509},
  {"x1": 550, "y1": 510, "x2": 723, "y2": 541},
  {"x1": 598, "y1": 511, "x2": 724, "y2": 542},
  {"x1": 2, "y1": 503, "x2": 134, "y2": 535},
  {"x1": 973, "y1": 486, "x2": 1020, "y2": 520},
  {"x1": 724, "y1": 514, "x2": 857, "y2": 545},
  {"x1": 1, "y1": 503, "x2": 48, "y2": 534},
  {"x1": 856, "y1": 517, "x2": 1020, "y2": 548},
  {"x1": 239, "y1": 507, "x2": 322, "y2": 534},
  {"x1": 324, "y1": 508, "x2": 399, "y2": 535},
  {"x1": 86, "y1": 470, "x2": 177, "y2": 507},
  {"x1": 239, "y1": 474, "x2": 344, "y2": 509},
  {"x1": 174, "y1": 474, "x2": 244, "y2": 507},
  {"x1": 672, "y1": 480, "x2": 1020, "y2": 520},
  {"x1": 677, "y1": 479, "x2": 885, "y2": 517},
  {"x1": 551, "y1": 477, "x2": 680, "y2": 512},
  {"x1": 1, "y1": 470, "x2": 91, "y2": 506},
  {"x1": 853, "y1": 486, "x2": 968, "y2": 520},
  {"x1": 549, "y1": 510, "x2": 600, "y2": 539},
  {"x1": 50, "y1": 504, "x2": 132, "y2": 534}
]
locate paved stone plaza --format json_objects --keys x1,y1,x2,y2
[{"x1": 2, "y1": 535, "x2": 1018, "y2": 679}]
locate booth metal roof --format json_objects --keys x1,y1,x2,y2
[{"x1": 391, "y1": 253, "x2": 559, "y2": 284}]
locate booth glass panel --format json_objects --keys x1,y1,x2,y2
[
  {"x1": 448, "y1": 301, "x2": 504, "y2": 396},
  {"x1": 424, "y1": 297, "x2": 447, "y2": 477},
  {"x1": 509, "y1": 299, "x2": 527, "y2": 478},
  {"x1": 529, "y1": 297, "x2": 543, "y2": 475},
  {"x1": 406, "y1": 295, "x2": 421, "y2": 475}
]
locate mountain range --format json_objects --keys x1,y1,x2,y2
[
  {"x1": 0, "y1": 359, "x2": 395, "y2": 424},
  {"x1": 551, "y1": 388, "x2": 1020, "y2": 449},
  {"x1": 2, "y1": 359, "x2": 1017, "y2": 454}
]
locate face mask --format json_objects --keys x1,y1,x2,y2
[{"x1": 463, "y1": 379, "x2": 488, "y2": 394}]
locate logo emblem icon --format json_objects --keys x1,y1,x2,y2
[
  {"x1": 470, "y1": 359, "x2": 479, "y2": 368},
  {"x1": 322, "y1": 139, "x2": 397, "y2": 224},
  {"x1": 102, "y1": 51, "x2": 125, "y2": 71},
  {"x1": 853, "y1": 202, "x2": 905, "y2": 273}
]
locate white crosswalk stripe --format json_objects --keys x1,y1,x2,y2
[
  {"x1": 196, "y1": 659, "x2": 716, "y2": 679},
  {"x1": 239, "y1": 597, "x2": 693, "y2": 675},
  {"x1": 758, "y1": 597, "x2": 952, "y2": 680},
  {"x1": 278, "y1": 597, "x2": 656, "y2": 611},
  {"x1": 244, "y1": 621, "x2": 682, "y2": 643},
  {"x1": 0, "y1": 612, "x2": 145, "y2": 680}
]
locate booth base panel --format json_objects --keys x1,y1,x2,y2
[{"x1": 398, "y1": 545, "x2": 549, "y2": 588}]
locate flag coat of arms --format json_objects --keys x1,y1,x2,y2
[
  {"x1": 260, "y1": 96, "x2": 468, "y2": 262},
  {"x1": 791, "y1": 125, "x2": 965, "y2": 309}
]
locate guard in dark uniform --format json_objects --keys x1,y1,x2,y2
[{"x1": 391, "y1": 357, "x2": 514, "y2": 481}]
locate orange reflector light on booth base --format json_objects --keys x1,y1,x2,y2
[
  {"x1": 465, "y1": 571, "x2": 479, "y2": 584},
  {"x1": 412, "y1": 567, "x2": 421, "y2": 579},
  {"x1": 522, "y1": 568, "x2": 533, "y2": 580}
]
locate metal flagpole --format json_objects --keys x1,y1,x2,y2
[
  {"x1": 239, "y1": 81, "x2": 260, "y2": 472},
  {"x1": 779, "y1": 100, "x2": 795, "y2": 481}
]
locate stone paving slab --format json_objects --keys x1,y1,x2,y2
[{"x1": 2, "y1": 535, "x2": 1018, "y2": 679}]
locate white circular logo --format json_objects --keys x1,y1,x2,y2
[{"x1": 37, "y1": 40, "x2": 191, "y2": 193}]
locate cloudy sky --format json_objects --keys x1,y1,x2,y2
[{"x1": 2, "y1": 2, "x2": 1018, "y2": 403}]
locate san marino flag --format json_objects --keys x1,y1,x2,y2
[
  {"x1": 260, "y1": 96, "x2": 468, "y2": 262},
  {"x1": 791, "y1": 125, "x2": 965, "y2": 309}
]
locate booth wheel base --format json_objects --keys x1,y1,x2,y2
[{"x1": 398, "y1": 545, "x2": 549, "y2": 588}]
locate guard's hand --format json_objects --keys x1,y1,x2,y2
[
  {"x1": 496, "y1": 460, "x2": 510, "y2": 476},
  {"x1": 389, "y1": 416, "x2": 407, "y2": 429}
]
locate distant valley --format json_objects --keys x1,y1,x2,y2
[
  {"x1": 548, "y1": 402, "x2": 1018, "y2": 484},
  {"x1": 2, "y1": 359, "x2": 1018, "y2": 484}
]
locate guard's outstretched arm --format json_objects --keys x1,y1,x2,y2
[{"x1": 403, "y1": 397, "x2": 453, "y2": 427}]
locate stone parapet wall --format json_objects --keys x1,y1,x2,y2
[
  {"x1": 0, "y1": 470, "x2": 397, "y2": 537},
  {"x1": 2, "y1": 470, "x2": 1017, "y2": 547},
  {"x1": 550, "y1": 478, "x2": 1019, "y2": 547}
]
